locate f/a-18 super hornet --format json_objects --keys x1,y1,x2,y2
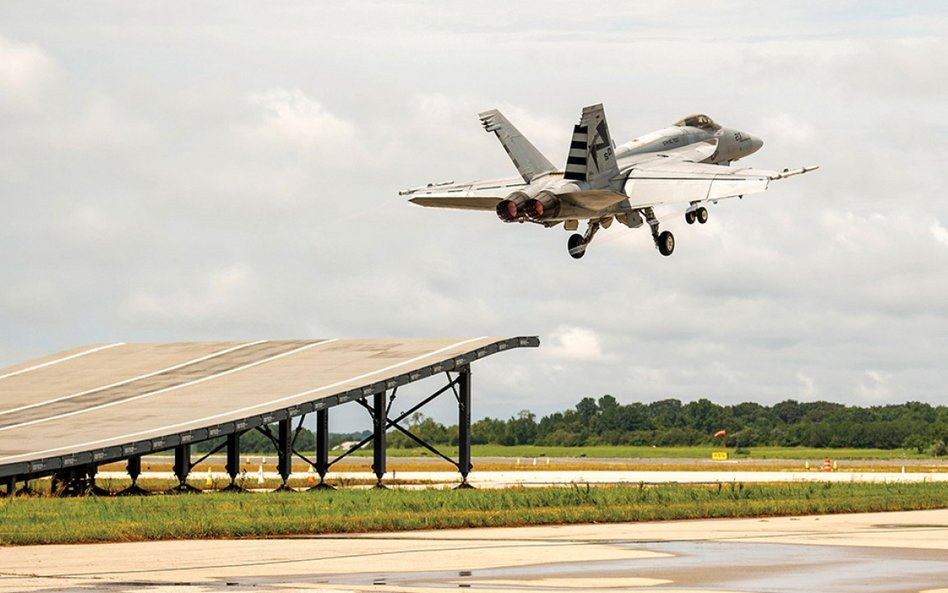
[{"x1": 399, "y1": 104, "x2": 817, "y2": 259}]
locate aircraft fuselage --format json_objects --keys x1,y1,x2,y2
[{"x1": 616, "y1": 124, "x2": 763, "y2": 166}]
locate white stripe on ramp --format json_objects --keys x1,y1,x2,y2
[
  {"x1": 0, "y1": 340, "x2": 268, "y2": 417},
  {"x1": 0, "y1": 343, "x2": 125, "y2": 382}
]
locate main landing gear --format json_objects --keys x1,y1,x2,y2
[
  {"x1": 567, "y1": 220, "x2": 602, "y2": 259},
  {"x1": 643, "y1": 207, "x2": 675, "y2": 256},
  {"x1": 566, "y1": 208, "x2": 682, "y2": 259},
  {"x1": 685, "y1": 206, "x2": 708, "y2": 225}
]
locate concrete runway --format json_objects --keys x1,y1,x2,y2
[{"x1": 1, "y1": 509, "x2": 946, "y2": 592}]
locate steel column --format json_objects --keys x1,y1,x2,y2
[
  {"x1": 316, "y1": 409, "x2": 330, "y2": 483},
  {"x1": 221, "y1": 432, "x2": 246, "y2": 492},
  {"x1": 127, "y1": 455, "x2": 142, "y2": 483},
  {"x1": 276, "y1": 418, "x2": 292, "y2": 490},
  {"x1": 226, "y1": 433, "x2": 240, "y2": 483},
  {"x1": 86, "y1": 463, "x2": 110, "y2": 496},
  {"x1": 168, "y1": 444, "x2": 200, "y2": 493},
  {"x1": 117, "y1": 454, "x2": 148, "y2": 495},
  {"x1": 173, "y1": 444, "x2": 190, "y2": 484},
  {"x1": 457, "y1": 366, "x2": 473, "y2": 486},
  {"x1": 2, "y1": 475, "x2": 14, "y2": 497},
  {"x1": 371, "y1": 392, "x2": 386, "y2": 486}
]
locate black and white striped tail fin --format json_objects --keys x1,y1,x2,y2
[
  {"x1": 564, "y1": 124, "x2": 589, "y2": 181},
  {"x1": 563, "y1": 104, "x2": 620, "y2": 190}
]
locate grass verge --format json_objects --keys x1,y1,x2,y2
[{"x1": 1, "y1": 482, "x2": 945, "y2": 546}]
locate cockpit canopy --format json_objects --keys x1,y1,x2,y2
[{"x1": 674, "y1": 113, "x2": 720, "y2": 131}]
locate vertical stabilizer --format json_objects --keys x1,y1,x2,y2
[
  {"x1": 563, "y1": 104, "x2": 620, "y2": 190},
  {"x1": 478, "y1": 109, "x2": 556, "y2": 183}
]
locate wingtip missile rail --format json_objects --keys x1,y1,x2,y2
[{"x1": 769, "y1": 165, "x2": 820, "y2": 180}]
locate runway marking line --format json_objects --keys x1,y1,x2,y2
[
  {"x1": 0, "y1": 336, "x2": 488, "y2": 463},
  {"x1": 0, "y1": 342, "x2": 125, "y2": 383},
  {"x1": 0, "y1": 340, "x2": 337, "y2": 439},
  {"x1": 0, "y1": 340, "x2": 268, "y2": 418}
]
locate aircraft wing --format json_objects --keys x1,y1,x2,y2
[
  {"x1": 624, "y1": 161, "x2": 818, "y2": 209},
  {"x1": 399, "y1": 176, "x2": 526, "y2": 211}
]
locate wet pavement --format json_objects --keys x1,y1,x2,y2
[
  {"x1": 291, "y1": 540, "x2": 948, "y2": 592},
  {"x1": 1, "y1": 510, "x2": 946, "y2": 592}
]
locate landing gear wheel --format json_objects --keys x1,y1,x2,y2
[
  {"x1": 696, "y1": 207, "x2": 709, "y2": 224},
  {"x1": 658, "y1": 230, "x2": 675, "y2": 256},
  {"x1": 568, "y1": 234, "x2": 586, "y2": 259},
  {"x1": 685, "y1": 210, "x2": 697, "y2": 225}
]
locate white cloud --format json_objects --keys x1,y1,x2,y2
[
  {"x1": 241, "y1": 89, "x2": 356, "y2": 154},
  {"x1": 835, "y1": 37, "x2": 948, "y2": 98},
  {"x1": 0, "y1": 278, "x2": 66, "y2": 323},
  {"x1": 47, "y1": 94, "x2": 155, "y2": 150},
  {"x1": 547, "y1": 326, "x2": 605, "y2": 361},
  {"x1": 121, "y1": 264, "x2": 255, "y2": 322},
  {"x1": 708, "y1": 361, "x2": 747, "y2": 384},
  {"x1": 754, "y1": 113, "x2": 816, "y2": 146},
  {"x1": 375, "y1": 94, "x2": 569, "y2": 183},
  {"x1": 0, "y1": 34, "x2": 54, "y2": 113},
  {"x1": 932, "y1": 220, "x2": 948, "y2": 248},
  {"x1": 796, "y1": 372, "x2": 816, "y2": 399},
  {"x1": 855, "y1": 370, "x2": 892, "y2": 402}
]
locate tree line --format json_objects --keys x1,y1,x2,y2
[
  {"x1": 197, "y1": 397, "x2": 948, "y2": 455},
  {"x1": 465, "y1": 397, "x2": 947, "y2": 454},
  {"x1": 394, "y1": 397, "x2": 948, "y2": 455}
]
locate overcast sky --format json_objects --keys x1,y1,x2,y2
[{"x1": 1, "y1": 2, "x2": 946, "y2": 431}]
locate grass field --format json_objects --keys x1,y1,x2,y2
[{"x1": 1, "y1": 482, "x2": 945, "y2": 546}]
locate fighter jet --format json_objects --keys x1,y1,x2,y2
[{"x1": 399, "y1": 104, "x2": 818, "y2": 259}]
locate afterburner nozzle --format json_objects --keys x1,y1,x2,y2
[
  {"x1": 524, "y1": 191, "x2": 561, "y2": 221},
  {"x1": 495, "y1": 191, "x2": 530, "y2": 222}
]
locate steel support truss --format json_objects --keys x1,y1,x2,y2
[
  {"x1": 253, "y1": 366, "x2": 475, "y2": 490},
  {"x1": 332, "y1": 366, "x2": 474, "y2": 488}
]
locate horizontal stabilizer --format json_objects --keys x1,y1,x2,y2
[
  {"x1": 400, "y1": 175, "x2": 527, "y2": 210},
  {"x1": 409, "y1": 196, "x2": 501, "y2": 211}
]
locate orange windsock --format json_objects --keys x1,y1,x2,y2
[{"x1": 714, "y1": 430, "x2": 727, "y2": 438}]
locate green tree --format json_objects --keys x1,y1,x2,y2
[
  {"x1": 575, "y1": 397, "x2": 599, "y2": 422},
  {"x1": 504, "y1": 410, "x2": 538, "y2": 445}
]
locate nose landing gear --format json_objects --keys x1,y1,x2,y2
[
  {"x1": 696, "y1": 206, "x2": 708, "y2": 224},
  {"x1": 686, "y1": 206, "x2": 709, "y2": 225}
]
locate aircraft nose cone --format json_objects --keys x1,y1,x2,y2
[{"x1": 749, "y1": 135, "x2": 764, "y2": 153}]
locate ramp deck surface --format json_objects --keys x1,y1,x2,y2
[{"x1": 0, "y1": 337, "x2": 537, "y2": 478}]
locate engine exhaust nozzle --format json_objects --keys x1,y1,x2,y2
[
  {"x1": 524, "y1": 191, "x2": 561, "y2": 220},
  {"x1": 495, "y1": 191, "x2": 530, "y2": 222}
]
